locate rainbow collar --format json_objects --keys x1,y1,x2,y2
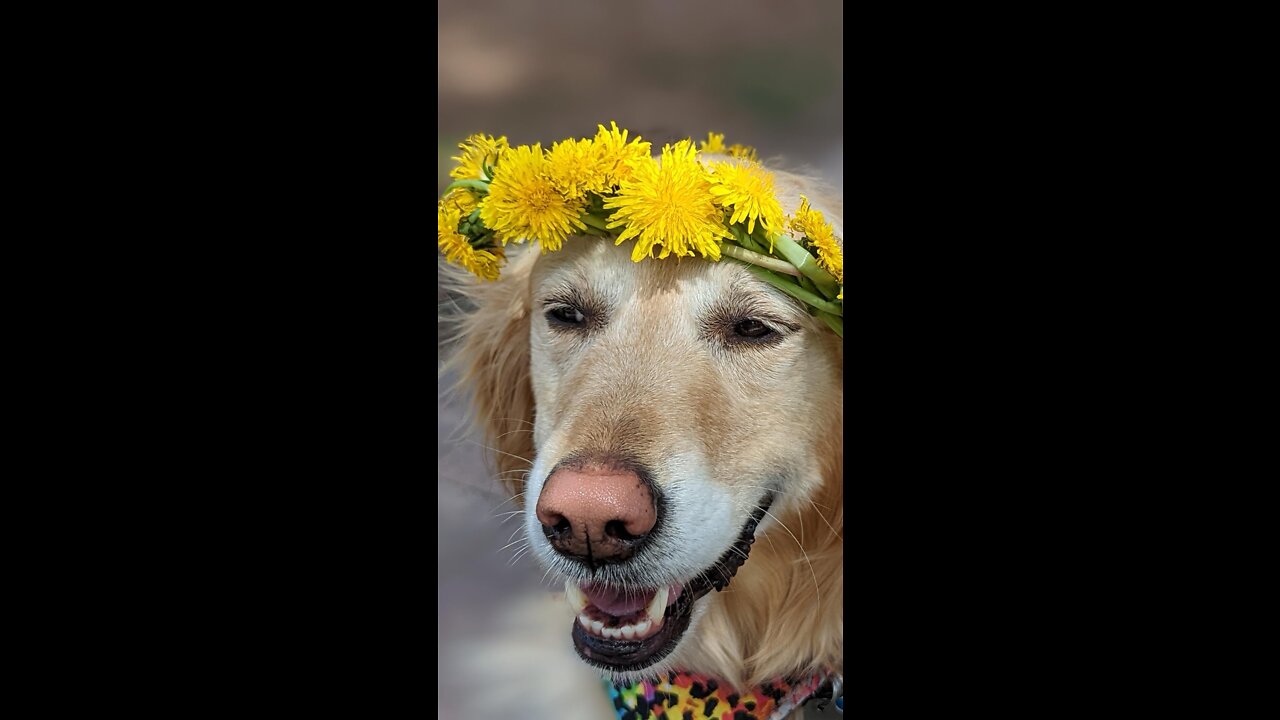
[{"x1": 606, "y1": 672, "x2": 834, "y2": 720}]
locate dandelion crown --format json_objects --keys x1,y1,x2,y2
[{"x1": 437, "y1": 122, "x2": 843, "y2": 338}]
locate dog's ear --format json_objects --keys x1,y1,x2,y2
[{"x1": 441, "y1": 253, "x2": 537, "y2": 502}]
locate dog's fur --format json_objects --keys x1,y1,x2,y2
[{"x1": 441, "y1": 163, "x2": 842, "y2": 718}]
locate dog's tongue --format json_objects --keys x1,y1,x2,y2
[
  {"x1": 581, "y1": 584, "x2": 651, "y2": 616},
  {"x1": 581, "y1": 583, "x2": 681, "y2": 617}
]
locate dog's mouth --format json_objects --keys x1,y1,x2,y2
[{"x1": 564, "y1": 497, "x2": 771, "y2": 673}]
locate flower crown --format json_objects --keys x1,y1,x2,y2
[{"x1": 437, "y1": 122, "x2": 844, "y2": 338}]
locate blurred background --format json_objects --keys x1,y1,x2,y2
[
  {"x1": 437, "y1": 1, "x2": 842, "y2": 715},
  {"x1": 437, "y1": 0, "x2": 844, "y2": 195}
]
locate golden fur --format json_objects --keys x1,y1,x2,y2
[{"x1": 442, "y1": 166, "x2": 843, "y2": 696}]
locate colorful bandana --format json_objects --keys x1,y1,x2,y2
[{"x1": 606, "y1": 672, "x2": 825, "y2": 720}]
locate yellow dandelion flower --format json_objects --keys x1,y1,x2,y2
[
  {"x1": 790, "y1": 195, "x2": 843, "y2": 284},
  {"x1": 438, "y1": 203, "x2": 503, "y2": 281},
  {"x1": 604, "y1": 140, "x2": 731, "y2": 262},
  {"x1": 790, "y1": 194, "x2": 826, "y2": 238},
  {"x1": 593, "y1": 121, "x2": 652, "y2": 189},
  {"x1": 442, "y1": 188, "x2": 479, "y2": 215},
  {"x1": 545, "y1": 137, "x2": 607, "y2": 201},
  {"x1": 450, "y1": 133, "x2": 509, "y2": 181},
  {"x1": 479, "y1": 144, "x2": 586, "y2": 253},
  {"x1": 707, "y1": 160, "x2": 786, "y2": 236},
  {"x1": 728, "y1": 143, "x2": 759, "y2": 164},
  {"x1": 812, "y1": 233, "x2": 843, "y2": 284},
  {"x1": 701, "y1": 132, "x2": 726, "y2": 154}
]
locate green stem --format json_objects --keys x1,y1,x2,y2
[
  {"x1": 719, "y1": 243, "x2": 801, "y2": 277},
  {"x1": 444, "y1": 179, "x2": 490, "y2": 194},
  {"x1": 761, "y1": 232, "x2": 840, "y2": 301},
  {"x1": 740, "y1": 236, "x2": 769, "y2": 255},
  {"x1": 730, "y1": 225, "x2": 769, "y2": 255},
  {"x1": 579, "y1": 213, "x2": 612, "y2": 233},
  {"x1": 730, "y1": 260, "x2": 844, "y2": 316},
  {"x1": 798, "y1": 274, "x2": 820, "y2": 298},
  {"x1": 750, "y1": 225, "x2": 777, "y2": 254},
  {"x1": 818, "y1": 311, "x2": 844, "y2": 338}
]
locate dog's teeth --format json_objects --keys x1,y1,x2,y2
[
  {"x1": 621, "y1": 625, "x2": 636, "y2": 639},
  {"x1": 635, "y1": 618, "x2": 652, "y2": 636},
  {"x1": 564, "y1": 581, "x2": 589, "y2": 613},
  {"x1": 645, "y1": 587, "x2": 669, "y2": 623},
  {"x1": 578, "y1": 614, "x2": 591, "y2": 629},
  {"x1": 603, "y1": 626, "x2": 620, "y2": 639},
  {"x1": 591, "y1": 620, "x2": 604, "y2": 635}
]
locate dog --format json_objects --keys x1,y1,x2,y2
[{"x1": 440, "y1": 163, "x2": 843, "y2": 719}]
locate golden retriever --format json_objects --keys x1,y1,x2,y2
[{"x1": 441, "y1": 163, "x2": 842, "y2": 719}]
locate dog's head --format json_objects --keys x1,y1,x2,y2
[{"x1": 447, "y1": 169, "x2": 842, "y2": 681}]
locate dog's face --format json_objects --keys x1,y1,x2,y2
[{"x1": 521, "y1": 238, "x2": 842, "y2": 677}]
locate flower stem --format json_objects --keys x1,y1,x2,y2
[
  {"x1": 817, "y1": 311, "x2": 844, "y2": 338},
  {"x1": 798, "y1": 274, "x2": 820, "y2": 298},
  {"x1": 579, "y1": 213, "x2": 612, "y2": 233},
  {"x1": 719, "y1": 243, "x2": 801, "y2": 277},
  {"x1": 762, "y1": 232, "x2": 840, "y2": 300},
  {"x1": 729, "y1": 225, "x2": 768, "y2": 255},
  {"x1": 444, "y1": 179, "x2": 490, "y2": 194},
  {"x1": 730, "y1": 260, "x2": 843, "y2": 316}
]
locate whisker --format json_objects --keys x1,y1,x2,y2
[
  {"x1": 758, "y1": 507, "x2": 821, "y2": 603},
  {"x1": 539, "y1": 562, "x2": 557, "y2": 588},
  {"x1": 713, "y1": 561, "x2": 734, "y2": 588},
  {"x1": 487, "y1": 492, "x2": 525, "y2": 513},
  {"x1": 733, "y1": 486, "x2": 841, "y2": 541},
  {"x1": 807, "y1": 498, "x2": 843, "y2": 540},
  {"x1": 738, "y1": 483, "x2": 834, "y2": 511},
  {"x1": 508, "y1": 546, "x2": 532, "y2": 567},
  {"x1": 460, "y1": 439, "x2": 534, "y2": 467},
  {"x1": 497, "y1": 536, "x2": 528, "y2": 554},
  {"x1": 495, "y1": 428, "x2": 535, "y2": 440},
  {"x1": 725, "y1": 497, "x2": 784, "y2": 557}
]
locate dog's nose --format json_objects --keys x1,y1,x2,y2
[{"x1": 535, "y1": 458, "x2": 657, "y2": 566}]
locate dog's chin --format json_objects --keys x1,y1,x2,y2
[{"x1": 561, "y1": 497, "x2": 771, "y2": 677}]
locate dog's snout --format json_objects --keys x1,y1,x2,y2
[{"x1": 535, "y1": 457, "x2": 657, "y2": 566}]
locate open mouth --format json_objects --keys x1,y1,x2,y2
[{"x1": 563, "y1": 497, "x2": 771, "y2": 672}]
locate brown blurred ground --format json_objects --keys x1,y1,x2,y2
[
  {"x1": 437, "y1": 3, "x2": 842, "y2": 715},
  {"x1": 438, "y1": 0, "x2": 844, "y2": 193}
]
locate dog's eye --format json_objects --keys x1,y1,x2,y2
[
  {"x1": 548, "y1": 306, "x2": 587, "y2": 326},
  {"x1": 733, "y1": 318, "x2": 774, "y2": 339}
]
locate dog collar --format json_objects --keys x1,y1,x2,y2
[{"x1": 605, "y1": 671, "x2": 834, "y2": 720}]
